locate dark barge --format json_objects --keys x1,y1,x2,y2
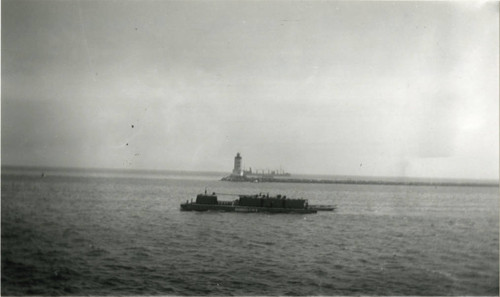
[{"x1": 180, "y1": 191, "x2": 336, "y2": 214}]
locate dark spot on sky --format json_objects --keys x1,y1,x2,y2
[{"x1": 131, "y1": 125, "x2": 134, "y2": 128}]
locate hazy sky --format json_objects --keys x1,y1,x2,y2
[{"x1": 2, "y1": 0, "x2": 499, "y2": 179}]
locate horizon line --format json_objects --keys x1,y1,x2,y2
[{"x1": 2, "y1": 164, "x2": 499, "y2": 183}]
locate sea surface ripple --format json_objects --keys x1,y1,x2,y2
[{"x1": 1, "y1": 168, "x2": 498, "y2": 295}]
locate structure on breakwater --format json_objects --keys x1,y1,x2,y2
[
  {"x1": 222, "y1": 153, "x2": 290, "y2": 182},
  {"x1": 220, "y1": 153, "x2": 498, "y2": 187}
]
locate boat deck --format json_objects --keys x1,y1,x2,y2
[{"x1": 309, "y1": 205, "x2": 336, "y2": 211}]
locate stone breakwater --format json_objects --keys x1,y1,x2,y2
[{"x1": 221, "y1": 175, "x2": 498, "y2": 187}]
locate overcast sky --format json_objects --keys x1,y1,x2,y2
[{"x1": 2, "y1": 0, "x2": 498, "y2": 179}]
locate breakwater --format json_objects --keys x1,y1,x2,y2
[{"x1": 221, "y1": 175, "x2": 499, "y2": 187}]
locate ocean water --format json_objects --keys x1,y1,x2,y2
[{"x1": 1, "y1": 167, "x2": 498, "y2": 295}]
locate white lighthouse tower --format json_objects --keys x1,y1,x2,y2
[{"x1": 232, "y1": 153, "x2": 243, "y2": 176}]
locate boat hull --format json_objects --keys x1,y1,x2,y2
[{"x1": 180, "y1": 203, "x2": 317, "y2": 214}]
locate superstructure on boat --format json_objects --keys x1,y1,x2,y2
[{"x1": 180, "y1": 191, "x2": 336, "y2": 214}]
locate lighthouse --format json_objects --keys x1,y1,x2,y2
[{"x1": 232, "y1": 153, "x2": 243, "y2": 176}]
